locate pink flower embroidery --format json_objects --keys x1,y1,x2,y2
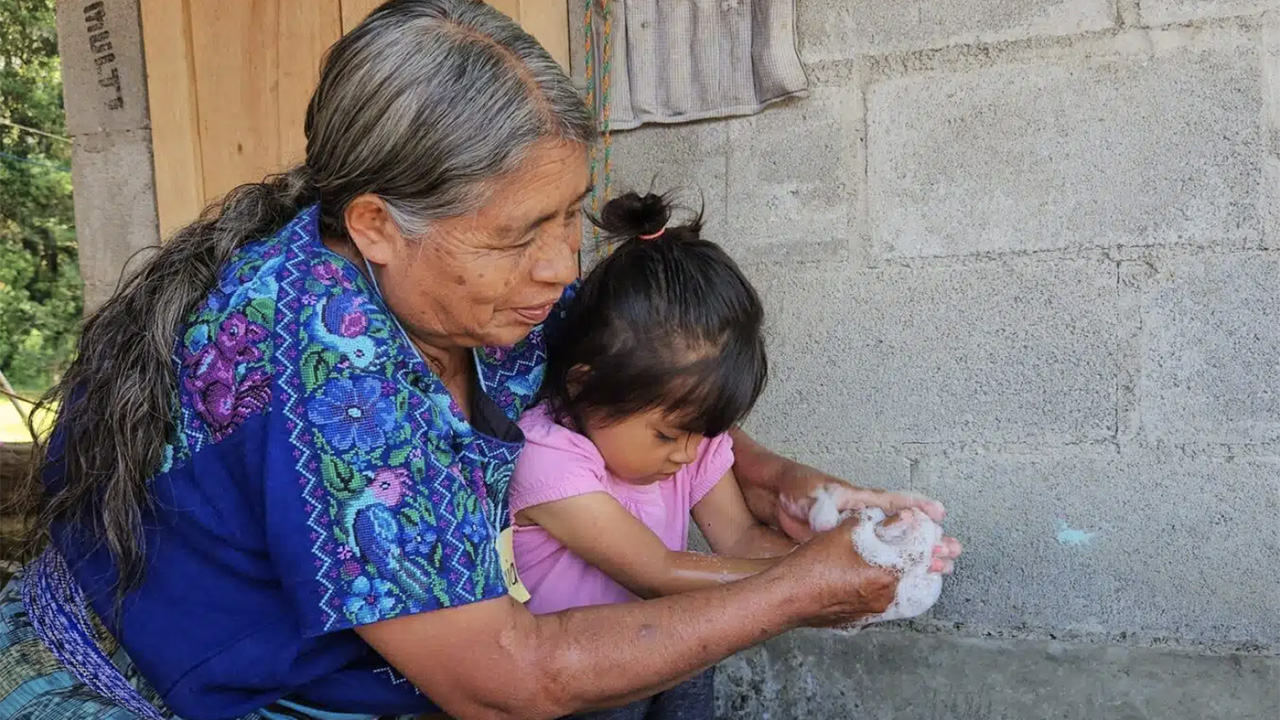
[
  {"x1": 371, "y1": 467, "x2": 411, "y2": 507},
  {"x1": 312, "y1": 262, "x2": 342, "y2": 284}
]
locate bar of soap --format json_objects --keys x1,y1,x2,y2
[{"x1": 808, "y1": 487, "x2": 943, "y2": 627}]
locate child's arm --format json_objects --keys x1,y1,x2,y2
[
  {"x1": 691, "y1": 468, "x2": 798, "y2": 559},
  {"x1": 516, "y1": 494, "x2": 777, "y2": 599}
]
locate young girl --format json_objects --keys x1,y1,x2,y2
[{"x1": 509, "y1": 192, "x2": 797, "y2": 720}]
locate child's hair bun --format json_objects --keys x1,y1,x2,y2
[
  {"x1": 596, "y1": 192, "x2": 673, "y2": 240},
  {"x1": 546, "y1": 186, "x2": 764, "y2": 438}
]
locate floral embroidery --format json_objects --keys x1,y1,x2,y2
[
  {"x1": 370, "y1": 468, "x2": 411, "y2": 507},
  {"x1": 403, "y1": 519, "x2": 438, "y2": 557},
  {"x1": 161, "y1": 205, "x2": 565, "y2": 635},
  {"x1": 458, "y1": 512, "x2": 488, "y2": 547},
  {"x1": 267, "y1": 206, "x2": 556, "y2": 632},
  {"x1": 307, "y1": 377, "x2": 397, "y2": 452},
  {"x1": 345, "y1": 576, "x2": 399, "y2": 625}
]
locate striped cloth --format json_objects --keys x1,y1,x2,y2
[
  {"x1": 585, "y1": 0, "x2": 809, "y2": 131},
  {"x1": 0, "y1": 569, "x2": 172, "y2": 719}
]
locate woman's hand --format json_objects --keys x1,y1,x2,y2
[{"x1": 772, "y1": 515, "x2": 900, "y2": 627}]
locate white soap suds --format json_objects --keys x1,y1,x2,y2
[
  {"x1": 808, "y1": 486, "x2": 944, "y2": 628},
  {"x1": 807, "y1": 486, "x2": 845, "y2": 533}
]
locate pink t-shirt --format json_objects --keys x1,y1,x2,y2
[{"x1": 509, "y1": 403, "x2": 735, "y2": 615}]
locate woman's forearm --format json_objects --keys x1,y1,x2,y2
[
  {"x1": 728, "y1": 428, "x2": 794, "y2": 491},
  {"x1": 358, "y1": 518, "x2": 894, "y2": 720},
  {"x1": 360, "y1": 572, "x2": 806, "y2": 720},
  {"x1": 728, "y1": 427, "x2": 804, "y2": 527},
  {"x1": 521, "y1": 566, "x2": 803, "y2": 715}
]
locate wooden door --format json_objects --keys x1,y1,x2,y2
[{"x1": 141, "y1": 0, "x2": 570, "y2": 237}]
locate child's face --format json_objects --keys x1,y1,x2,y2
[{"x1": 584, "y1": 408, "x2": 706, "y2": 484}]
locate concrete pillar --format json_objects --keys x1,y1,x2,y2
[{"x1": 55, "y1": 0, "x2": 159, "y2": 314}]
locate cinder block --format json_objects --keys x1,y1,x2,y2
[
  {"x1": 868, "y1": 32, "x2": 1266, "y2": 258},
  {"x1": 912, "y1": 448, "x2": 1280, "y2": 646},
  {"x1": 71, "y1": 129, "x2": 160, "y2": 313},
  {"x1": 798, "y1": 0, "x2": 1114, "y2": 58},
  {"x1": 717, "y1": 630, "x2": 1280, "y2": 720},
  {"x1": 608, "y1": 84, "x2": 864, "y2": 263},
  {"x1": 745, "y1": 259, "x2": 1117, "y2": 445},
  {"x1": 737, "y1": 429, "x2": 916, "y2": 492},
  {"x1": 1139, "y1": 0, "x2": 1274, "y2": 25},
  {"x1": 722, "y1": 85, "x2": 861, "y2": 262},
  {"x1": 1139, "y1": 254, "x2": 1280, "y2": 444},
  {"x1": 605, "y1": 121, "x2": 727, "y2": 242},
  {"x1": 56, "y1": 0, "x2": 150, "y2": 136}
]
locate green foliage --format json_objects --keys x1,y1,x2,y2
[{"x1": 0, "y1": 0, "x2": 82, "y2": 390}]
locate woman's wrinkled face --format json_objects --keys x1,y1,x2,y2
[{"x1": 351, "y1": 138, "x2": 590, "y2": 350}]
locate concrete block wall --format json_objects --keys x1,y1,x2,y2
[{"x1": 577, "y1": 2, "x2": 1280, "y2": 717}]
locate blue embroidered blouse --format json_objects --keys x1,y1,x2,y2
[{"x1": 51, "y1": 206, "x2": 571, "y2": 719}]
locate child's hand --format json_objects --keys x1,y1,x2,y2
[
  {"x1": 774, "y1": 471, "x2": 961, "y2": 574},
  {"x1": 774, "y1": 468, "x2": 943, "y2": 537},
  {"x1": 877, "y1": 509, "x2": 961, "y2": 575}
]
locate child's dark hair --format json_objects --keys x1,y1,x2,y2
[{"x1": 542, "y1": 192, "x2": 767, "y2": 437}]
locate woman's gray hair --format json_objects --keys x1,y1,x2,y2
[
  {"x1": 16, "y1": 0, "x2": 597, "y2": 599},
  {"x1": 309, "y1": 0, "x2": 597, "y2": 237}
]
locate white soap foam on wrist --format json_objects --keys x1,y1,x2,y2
[
  {"x1": 807, "y1": 486, "x2": 845, "y2": 533},
  {"x1": 808, "y1": 486, "x2": 944, "y2": 628}
]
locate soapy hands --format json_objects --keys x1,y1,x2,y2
[
  {"x1": 772, "y1": 469, "x2": 962, "y2": 575},
  {"x1": 755, "y1": 477, "x2": 963, "y2": 629},
  {"x1": 809, "y1": 493, "x2": 948, "y2": 626}
]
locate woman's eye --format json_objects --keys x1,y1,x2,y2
[{"x1": 654, "y1": 431, "x2": 677, "y2": 443}]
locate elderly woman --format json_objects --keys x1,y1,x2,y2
[{"x1": 1, "y1": 2, "x2": 959, "y2": 719}]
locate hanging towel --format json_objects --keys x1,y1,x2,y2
[{"x1": 584, "y1": 0, "x2": 809, "y2": 131}]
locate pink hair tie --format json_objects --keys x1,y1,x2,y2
[{"x1": 638, "y1": 228, "x2": 665, "y2": 240}]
